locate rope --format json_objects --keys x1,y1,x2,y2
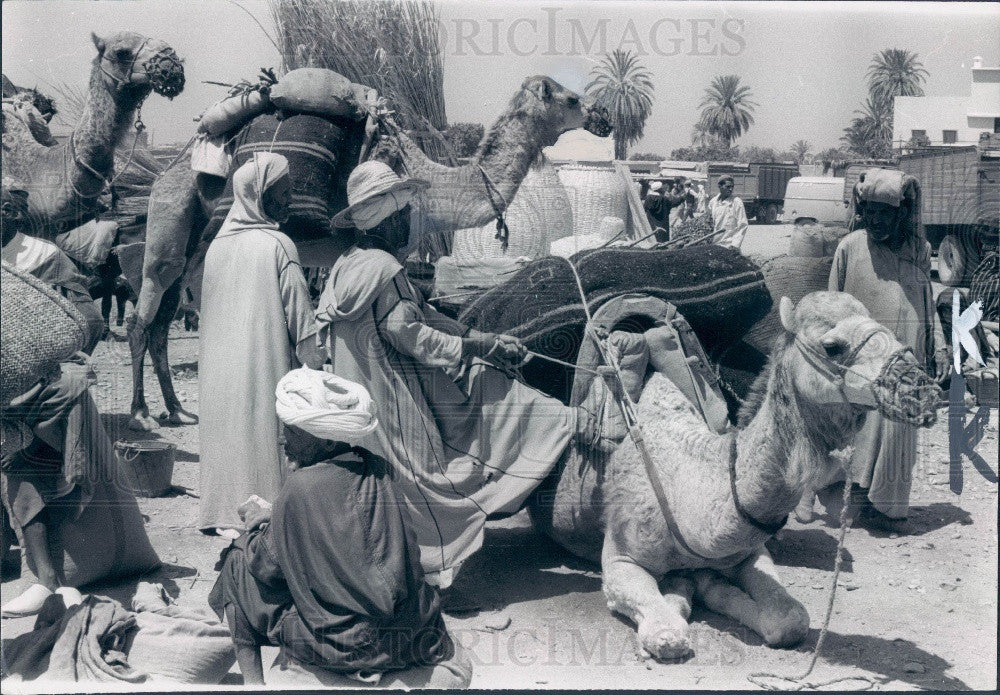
[{"x1": 747, "y1": 470, "x2": 878, "y2": 691}]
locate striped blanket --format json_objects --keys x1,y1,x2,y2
[
  {"x1": 459, "y1": 245, "x2": 771, "y2": 402},
  {"x1": 204, "y1": 113, "x2": 365, "y2": 244}
]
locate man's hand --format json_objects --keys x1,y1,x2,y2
[
  {"x1": 462, "y1": 330, "x2": 498, "y2": 359},
  {"x1": 238, "y1": 495, "x2": 272, "y2": 531},
  {"x1": 490, "y1": 334, "x2": 527, "y2": 366}
]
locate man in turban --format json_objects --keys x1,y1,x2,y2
[
  {"x1": 209, "y1": 368, "x2": 471, "y2": 688},
  {"x1": 824, "y1": 168, "x2": 948, "y2": 533}
]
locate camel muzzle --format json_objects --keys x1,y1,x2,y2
[
  {"x1": 871, "y1": 348, "x2": 943, "y2": 427},
  {"x1": 144, "y1": 48, "x2": 185, "y2": 99},
  {"x1": 583, "y1": 104, "x2": 613, "y2": 137}
]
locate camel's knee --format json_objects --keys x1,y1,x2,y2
[{"x1": 758, "y1": 599, "x2": 809, "y2": 648}]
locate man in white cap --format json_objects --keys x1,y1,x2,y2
[
  {"x1": 317, "y1": 161, "x2": 583, "y2": 589},
  {"x1": 209, "y1": 367, "x2": 471, "y2": 688}
]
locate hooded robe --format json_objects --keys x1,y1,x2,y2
[
  {"x1": 198, "y1": 153, "x2": 323, "y2": 531},
  {"x1": 316, "y1": 246, "x2": 575, "y2": 574}
]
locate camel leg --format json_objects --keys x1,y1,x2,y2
[
  {"x1": 150, "y1": 280, "x2": 197, "y2": 426},
  {"x1": 126, "y1": 312, "x2": 157, "y2": 431},
  {"x1": 691, "y1": 549, "x2": 809, "y2": 648},
  {"x1": 602, "y1": 537, "x2": 693, "y2": 660}
]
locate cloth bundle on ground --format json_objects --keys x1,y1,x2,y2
[
  {"x1": 0, "y1": 261, "x2": 88, "y2": 405},
  {"x1": 0, "y1": 593, "x2": 235, "y2": 685},
  {"x1": 459, "y1": 245, "x2": 771, "y2": 402},
  {"x1": 204, "y1": 112, "x2": 366, "y2": 245}
]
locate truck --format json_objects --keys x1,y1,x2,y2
[
  {"x1": 897, "y1": 144, "x2": 1000, "y2": 285},
  {"x1": 705, "y1": 161, "x2": 799, "y2": 224}
]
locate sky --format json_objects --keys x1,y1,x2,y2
[{"x1": 2, "y1": 1, "x2": 998, "y2": 155}]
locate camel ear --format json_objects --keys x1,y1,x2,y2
[
  {"x1": 779, "y1": 296, "x2": 797, "y2": 333},
  {"x1": 531, "y1": 79, "x2": 552, "y2": 102},
  {"x1": 91, "y1": 32, "x2": 106, "y2": 55}
]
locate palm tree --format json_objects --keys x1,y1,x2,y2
[
  {"x1": 867, "y1": 48, "x2": 928, "y2": 113},
  {"x1": 791, "y1": 139, "x2": 811, "y2": 164},
  {"x1": 698, "y1": 75, "x2": 758, "y2": 148},
  {"x1": 841, "y1": 98, "x2": 892, "y2": 158},
  {"x1": 586, "y1": 49, "x2": 655, "y2": 160}
]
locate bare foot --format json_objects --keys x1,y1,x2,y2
[
  {"x1": 128, "y1": 412, "x2": 159, "y2": 431},
  {"x1": 160, "y1": 409, "x2": 198, "y2": 426}
]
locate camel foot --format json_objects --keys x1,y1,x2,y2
[
  {"x1": 794, "y1": 493, "x2": 815, "y2": 524},
  {"x1": 159, "y1": 409, "x2": 198, "y2": 426},
  {"x1": 128, "y1": 413, "x2": 159, "y2": 432},
  {"x1": 637, "y1": 616, "x2": 692, "y2": 661}
]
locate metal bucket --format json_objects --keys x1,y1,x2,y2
[{"x1": 114, "y1": 440, "x2": 176, "y2": 497}]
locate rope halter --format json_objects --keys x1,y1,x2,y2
[{"x1": 794, "y1": 327, "x2": 942, "y2": 427}]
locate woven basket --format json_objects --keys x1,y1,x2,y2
[
  {"x1": 452, "y1": 162, "x2": 573, "y2": 261},
  {"x1": 556, "y1": 165, "x2": 629, "y2": 238},
  {"x1": 1, "y1": 261, "x2": 88, "y2": 405}
]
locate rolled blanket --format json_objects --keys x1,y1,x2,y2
[
  {"x1": 460, "y1": 245, "x2": 771, "y2": 401},
  {"x1": 275, "y1": 367, "x2": 378, "y2": 444}
]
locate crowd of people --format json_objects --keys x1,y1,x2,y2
[
  {"x1": 641, "y1": 174, "x2": 749, "y2": 249},
  {"x1": 1, "y1": 150, "x2": 993, "y2": 685}
]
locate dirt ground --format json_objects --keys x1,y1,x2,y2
[{"x1": 2, "y1": 226, "x2": 998, "y2": 690}]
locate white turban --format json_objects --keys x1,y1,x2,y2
[{"x1": 275, "y1": 367, "x2": 378, "y2": 444}]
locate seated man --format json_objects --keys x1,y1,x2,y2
[{"x1": 208, "y1": 368, "x2": 472, "y2": 688}]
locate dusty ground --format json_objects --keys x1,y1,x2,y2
[{"x1": 3, "y1": 225, "x2": 998, "y2": 690}]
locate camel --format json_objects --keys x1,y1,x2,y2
[
  {"x1": 1, "y1": 32, "x2": 184, "y2": 245},
  {"x1": 530, "y1": 290, "x2": 941, "y2": 660},
  {"x1": 126, "y1": 74, "x2": 611, "y2": 430}
]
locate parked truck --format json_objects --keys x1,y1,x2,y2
[
  {"x1": 897, "y1": 144, "x2": 1000, "y2": 285},
  {"x1": 705, "y1": 162, "x2": 799, "y2": 224}
]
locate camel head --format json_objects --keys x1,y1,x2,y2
[
  {"x1": 778, "y1": 291, "x2": 941, "y2": 434},
  {"x1": 504, "y1": 75, "x2": 612, "y2": 145},
  {"x1": 91, "y1": 31, "x2": 185, "y2": 101}
]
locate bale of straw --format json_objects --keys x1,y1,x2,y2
[{"x1": 556, "y1": 165, "x2": 629, "y2": 238}]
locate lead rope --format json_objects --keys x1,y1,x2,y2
[{"x1": 748, "y1": 472, "x2": 877, "y2": 691}]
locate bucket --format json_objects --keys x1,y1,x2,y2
[{"x1": 114, "y1": 440, "x2": 176, "y2": 497}]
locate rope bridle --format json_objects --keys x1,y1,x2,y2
[{"x1": 477, "y1": 164, "x2": 512, "y2": 254}]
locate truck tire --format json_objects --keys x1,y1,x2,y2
[
  {"x1": 764, "y1": 203, "x2": 779, "y2": 225},
  {"x1": 937, "y1": 234, "x2": 966, "y2": 287}
]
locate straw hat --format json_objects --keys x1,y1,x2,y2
[{"x1": 331, "y1": 161, "x2": 429, "y2": 229}]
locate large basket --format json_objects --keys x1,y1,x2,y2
[
  {"x1": 556, "y1": 165, "x2": 630, "y2": 238},
  {"x1": 1, "y1": 261, "x2": 88, "y2": 405},
  {"x1": 452, "y1": 162, "x2": 574, "y2": 260}
]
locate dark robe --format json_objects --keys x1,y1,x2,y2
[{"x1": 209, "y1": 449, "x2": 453, "y2": 675}]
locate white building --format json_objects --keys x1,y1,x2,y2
[{"x1": 893, "y1": 56, "x2": 1000, "y2": 147}]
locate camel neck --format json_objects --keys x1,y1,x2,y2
[
  {"x1": 475, "y1": 114, "x2": 555, "y2": 203},
  {"x1": 73, "y1": 64, "x2": 143, "y2": 180},
  {"x1": 733, "y1": 359, "x2": 812, "y2": 525}
]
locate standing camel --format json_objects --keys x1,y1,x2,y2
[
  {"x1": 127, "y1": 75, "x2": 611, "y2": 430},
  {"x1": 1, "y1": 32, "x2": 184, "y2": 251},
  {"x1": 530, "y1": 291, "x2": 941, "y2": 659}
]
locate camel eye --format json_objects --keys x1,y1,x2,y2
[
  {"x1": 115, "y1": 48, "x2": 132, "y2": 62},
  {"x1": 823, "y1": 340, "x2": 847, "y2": 358},
  {"x1": 566, "y1": 96, "x2": 579, "y2": 107}
]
